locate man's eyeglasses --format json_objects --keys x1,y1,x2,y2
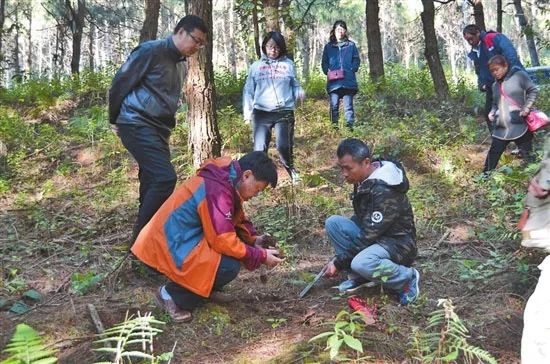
[
  {"x1": 187, "y1": 31, "x2": 206, "y2": 49},
  {"x1": 266, "y1": 45, "x2": 280, "y2": 51}
]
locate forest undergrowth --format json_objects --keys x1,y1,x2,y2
[{"x1": 1, "y1": 66, "x2": 549, "y2": 363}]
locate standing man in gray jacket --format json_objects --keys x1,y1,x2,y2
[{"x1": 109, "y1": 15, "x2": 208, "y2": 243}]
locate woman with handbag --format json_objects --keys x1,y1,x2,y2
[
  {"x1": 321, "y1": 20, "x2": 361, "y2": 129},
  {"x1": 243, "y1": 31, "x2": 305, "y2": 184},
  {"x1": 483, "y1": 54, "x2": 539, "y2": 173}
]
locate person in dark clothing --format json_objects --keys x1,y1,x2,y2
[
  {"x1": 323, "y1": 138, "x2": 419, "y2": 305},
  {"x1": 463, "y1": 24, "x2": 524, "y2": 132},
  {"x1": 483, "y1": 55, "x2": 538, "y2": 172},
  {"x1": 321, "y1": 20, "x2": 360, "y2": 129},
  {"x1": 109, "y1": 15, "x2": 208, "y2": 243}
]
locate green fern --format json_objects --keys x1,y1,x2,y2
[
  {"x1": 408, "y1": 299, "x2": 497, "y2": 364},
  {"x1": 92, "y1": 311, "x2": 172, "y2": 364},
  {"x1": 1, "y1": 324, "x2": 57, "y2": 364}
]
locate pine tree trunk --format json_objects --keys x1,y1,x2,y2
[
  {"x1": 365, "y1": 0, "x2": 384, "y2": 82},
  {"x1": 300, "y1": 30, "x2": 310, "y2": 80},
  {"x1": 69, "y1": 0, "x2": 86, "y2": 74},
  {"x1": 27, "y1": 5, "x2": 32, "y2": 72},
  {"x1": 496, "y1": 0, "x2": 502, "y2": 32},
  {"x1": 14, "y1": 6, "x2": 21, "y2": 79},
  {"x1": 89, "y1": 23, "x2": 94, "y2": 70},
  {"x1": 421, "y1": 0, "x2": 449, "y2": 100},
  {"x1": 472, "y1": 0, "x2": 485, "y2": 30},
  {"x1": 0, "y1": 0, "x2": 5, "y2": 62},
  {"x1": 139, "y1": 0, "x2": 160, "y2": 43},
  {"x1": 262, "y1": 0, "x2": 279, "y2": 32},
  {"x1": 513, "y1": 0, "x2": 539, "y2": 66},
  {"x1": 185, "y1": 0, "x2": 221, "y2": 167},
  {"x1": 252, "y1": 0, "x2": 261, "y2": 58},
  {"x1": 228, "y1": 0, "x2": 237, "y2": 76}
]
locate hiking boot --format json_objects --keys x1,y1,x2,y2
[
  {"x1": 154, "y1": 286, "x2": 192, "y2": 322},
  {"x1": 399, "y1": 268, "x2": 420, "y2": 305},
  {"x1": 336, "y1": 278, "x2": 377, "y2": 294},
  {"x1": 209, "y1": 290, "x2": 234, "y2": 304}
]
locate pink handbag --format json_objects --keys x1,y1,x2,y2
[
  {"x1": 499, "y1": 83, "x2": 549, "y2": 132},
  {"x1": 525, "y1": 110, "x2": 550, "y2": 132},
  {"x1": 327, "y1": 69, "x2": 344, "y2": 81}
]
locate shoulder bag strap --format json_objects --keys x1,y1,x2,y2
[{"x1": 499, "y1": 83, "x2": 521, "y2": 108}]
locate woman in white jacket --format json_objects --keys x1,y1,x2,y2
[{"x1": 243, "y1": 31, "x2": 305, "y2": 183}]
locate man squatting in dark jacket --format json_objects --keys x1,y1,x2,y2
[
  {"x1": 323, "y1": 138, "x2": 419, "y2": 305},
  {"x1": 462, "y1": 24, "x2": 524, "y2": 132},
  {"x1": 108, "y1": 15, "x2": 208, "y2": 243}
]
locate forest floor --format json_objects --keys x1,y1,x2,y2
[{"x1": 1, "y1": 93, "x2": 546, "y2": 363}]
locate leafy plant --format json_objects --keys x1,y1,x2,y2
[
  {"x1": 266, "y1": 317, "x2": 287, "y2": 329},
  {"x1": 1, "y1": 323, "x2": 57, "y2": 364},
  {"x1": 408, "y1": 299, "x2": 497, "y2": 364},
  {"x1": 92, "y1": 311, "x2": 172, "y2": 364},
  {"x1": 309, "y1": 309, "x2": 365, "y2": 361},
  {"x1": 372, "y1": 263, "x2": 394, "y2": 283},
  {"x1": 71, "y1": 271, "x2": 105, "y2": 295}
]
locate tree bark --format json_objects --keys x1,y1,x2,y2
[
  {"x1": 472, "y1": 0, "x2": 485, "y2": 31},
  {"x1": 89, "y1": 23, "x2": 94, "y2": 70},
  {"x1": 421, "y1": 0, "x2": 449, "y2": 100},
  {"x1": 0, "y1": 0, "x2": 5, "y2": 62},
  {"x1": 26, "y1": 4, "x2": 32, "y2": 72},
  {"x1": 496, "y1": 0, "x2": 502, "y2": 32},
  {"x1": 14, "y1": 5, "x2": 21, "y2": 80},
  {"x1": 185, "y1": 0, "x2": 222, "y2": 167},
  {"x1": 262, "y1": 0, "x2": 279, "y2": 32},
  {"x1": 365, "y1": 0, "x2": 384, "y2": 82},
  {"x1": 252, "y1": 0, "x2": 261, "y2": 58},
  {"x1": 513, "y1": 0, "x2": 539, "y2": 66},
  {"x1": 228, "y1": 0, "x2": 237, "y2": 76},
  {"x1": 139, "y1": 0, "x2": 160, "y2": 43},
  {"x1": 68, "y1": 0, "x2": 86, "y2": 74}
]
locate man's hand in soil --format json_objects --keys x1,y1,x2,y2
[
  {"x1": 265, "y1": 249, "x2": 284, "y2": 267},
  {"x1": 324, "y1": 261, "x2": 338, "y2": 278},
  {"x1": 255, "y1": 234, "x2": 278, "y2": 249}
]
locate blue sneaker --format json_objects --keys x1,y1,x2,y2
[
  {"x1": 337, "y1": 278, "x2": 377, "y2": 293},
  {"x1": 399, "y1": 268, "x2": 420, "y2": 305}
]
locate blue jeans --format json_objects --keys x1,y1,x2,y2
[
  {"x1": 325, "y1": 215, "x2": 413, "y2": 291},
  {"x1": 329, "y1": 90, "x2": 355, "y2": 127},
  {"x1": 118, "y1": 124, "x2": 177, "y2": 243},
  {"x1": 166, "y1": 255, "x2": 241, "y2": 311}
]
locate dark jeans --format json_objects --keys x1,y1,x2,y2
[
  {"x1": 117, "y1": 124, "x2": 177, "y2": 242},
  {"x1": 483, "y1": 131, "x2": 534, "y2": 172},
  {"x1": 329, "y1": 89, "x2": 355, "y2": 127},
  {"x1": 484, "y1": 87, "x2": 494, "y2": 132},
  {"x1": 252, "y1": 109, "x2": 295, "y2": 174},
  {"x1": 166, "y1": 256, "x2": 241, "y2": 310}
]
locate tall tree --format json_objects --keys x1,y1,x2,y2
[
  {"x1": 513, "y1": 0, "x2": 539, "y2": 66},
  {"x1": 185, "y1": 0, "x2": 222, "y2": 167},
  {"x1": 420, "y1": 0, "x2": 449, "y2": 99},
  {"x1": 67, "y1": 0, "x2": 86, "y2": 74},
  {"x1": 252, "y1": 0, "x2": 261, "y2": 58},
  {"x1": 262, "y1": 0, "x2": 279, "y2": 32},
  {"x1": 0, "y1": 0, "x2": 5, "y2": 64},
  {"x1": 365, "y1": 0, "x2": 384, "y2": 82},
  {"x1": 139, "y1": 0, "x2": 160, "y2": 43},
  {"x1": 467, "y1": 0, "x2": 485, "y2": 30},
  {"x1": 496, "y1": 0, "x2": 502, "y2": 32}
]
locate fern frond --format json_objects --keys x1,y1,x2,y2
[
  {"x1": 1, "y1": 324, "x2": 57, "y2": 364},
  {"x1": 461, "y1": 343, "x2": 498, "y2": 364}
]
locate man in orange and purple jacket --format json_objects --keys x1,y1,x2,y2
[{"x1": 131, "y1": 151, "x2": 283, "y2": 322}]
